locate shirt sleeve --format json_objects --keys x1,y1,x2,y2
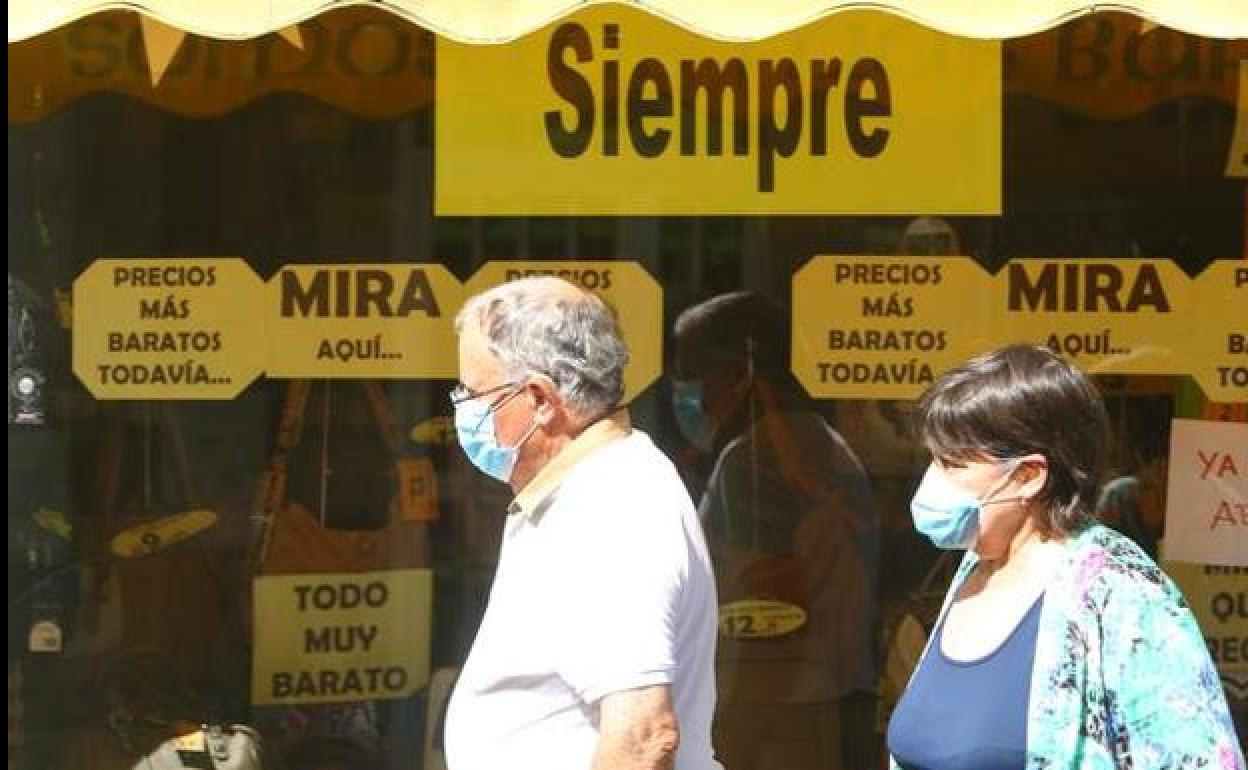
[{"x1": 552, "y1": 494, "x2": 686, "y2": 705}]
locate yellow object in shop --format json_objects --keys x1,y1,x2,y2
[
  {"x1": 109, "y1": 508, "x2": 219, "y2": 558},
  {"x1": 409, "y1": 416, "x2": 456, "y2": 446},
  {"x1": 32, "y1": 506, "x2": 71, "y2": 540}
]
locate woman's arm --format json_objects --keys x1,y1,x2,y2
[{"x1": 1103, "y1": 572, "x2": 1243, "y2": 768}]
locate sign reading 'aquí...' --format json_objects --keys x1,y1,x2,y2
[
  {"x1": 265, "y1": 264, "x2": 465, "y2": 380},
  {"x1": 792, "y1": 257, "x2": 1247, "y2": 402},
  {"x1": 436, "y1": 6, "x2": 1000, "y2": 215}
]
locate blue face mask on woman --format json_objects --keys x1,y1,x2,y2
[
  {"x1": 454, "y1": 388, "x2": 537, "y2": 483},
  {"x1": 909, "y1": 460, "x2": 1021, "y2": 550}
]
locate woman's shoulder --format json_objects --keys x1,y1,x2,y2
[{"x1": 1062, "y1": 524, "x2": 1187, "y2": 614}]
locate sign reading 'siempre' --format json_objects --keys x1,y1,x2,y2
[{"x1": 435, "y1": 7, "x2": 1001, "y2": 215}]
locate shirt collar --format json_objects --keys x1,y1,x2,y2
[{"x1": 509, "y1": 409, "x2": 632, "y2": 520}]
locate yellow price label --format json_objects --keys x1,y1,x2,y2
[{"x1": 718, "y1": 600, "x2": 808, "y2": 639}]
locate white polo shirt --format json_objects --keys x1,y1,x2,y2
[{"x1": 444, "y1": 413, "x2": 722, "y2": 770}]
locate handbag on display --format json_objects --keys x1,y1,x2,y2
[{"x1": 251, "y1": 380, "x2": 432, "y2": 576}]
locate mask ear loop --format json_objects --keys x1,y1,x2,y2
[
  {"x1": 469, "y1": 381, "x2": 524, "y2": 432},
  {"x1": 980, "y1": 457, "x2": 1039, "y2": 508},
  {"x1": 497, "y1": 380, "x2": 542, "y2": 452}
]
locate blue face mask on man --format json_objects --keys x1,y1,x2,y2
[
  {"x1": 671, "y1": 379, "x2": 711, "y2": 448},
  {"x1": 909, "y1": 460, "x2": 1022, "y2": 550},
  {"x1": 453, "y1": 386, "x2": 538, "y2": 483}
]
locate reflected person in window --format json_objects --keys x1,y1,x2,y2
[
  {"x1": 444, "y1": 276, "x2": 723, "y2": 770},
  {"x1": 887, "y1": 344, "x2": 1242, "y2": 770},
  {"x1": 672, "y1": 292, "x2": 881, "y2": 770}
]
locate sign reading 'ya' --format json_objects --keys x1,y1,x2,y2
[
  {"x1": 1163, "y1": 419, "x2": 1248, "y2": 567},
  {"x1": 435, "y1": 7, "x2": 1001, "y2": 215},
  {"x1": 792, "y1": 258, "x2": 1247, "y2": 402}
]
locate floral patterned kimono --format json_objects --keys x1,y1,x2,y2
[{"x1": 891, "y1": 524, "x2": 1244, "y2": 769}]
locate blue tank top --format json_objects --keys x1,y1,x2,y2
[{"x1": 887, "y1": 593, "x2": 1044, "y2": 770}]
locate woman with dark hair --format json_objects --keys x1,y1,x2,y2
[{"x1": 887, "y1": 345, "x2": 1243, "y2": 769}]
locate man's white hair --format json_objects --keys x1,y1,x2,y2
[{"x1": 455, "y1": 276, "x2": 629, "y2": 416}]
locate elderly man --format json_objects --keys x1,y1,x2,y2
[{"x1": 443, "y1": 276, "x2": 722, "y2": 770}]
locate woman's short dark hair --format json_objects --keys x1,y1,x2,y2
[{"x1": 913, "y1": 344, "x2": 1110, "y2": 532}]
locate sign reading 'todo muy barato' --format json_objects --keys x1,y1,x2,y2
[
  {"x1": 792, "y1": 257, "x2": 1247, "y2": 402},
  {"x1": 252, "y1": 569, "x2": 432, "y2": 705},
  {"x1": 436, "y1": 7, "x2": 1000, "y2": 215}
]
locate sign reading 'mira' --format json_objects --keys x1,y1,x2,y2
[{"x1": 436, "y1": 7, "x2": 1000, "y2": 215}]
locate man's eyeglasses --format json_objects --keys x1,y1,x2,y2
[{"x1": 449, "y1": 380, "x2": 517, "y2": 407}]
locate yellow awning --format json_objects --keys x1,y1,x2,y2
[
  {"x1": 7, "y1": 0, "x2": 1248, "y2": 44},
  {"x1": 9, "y1": 6, "x2": 1244, "y2": 122}
]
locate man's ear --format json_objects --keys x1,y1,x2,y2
[{"x1": 525, "y1": 374, "x2": 561, "y2": 426}]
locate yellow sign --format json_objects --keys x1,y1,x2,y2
[
  {"x1": 1191, "y1": 261, "x2": 1248, "y2": 401},
  {"x1": 265, "y1": 264, "x2": 464, "y2": 379},
  {"x1": 436, "y1": 7, "x2": 1000, "y2": 215},
  {"x1": 718, "y1": 600, "x2": 807, "y2": 639},
  {"x1": 1226, "y1": 61, "x2": 1248, "y2": 179},
  {"x1": 252, "y1": 568, "x2": 432, "y2": 705},
  {"x1": 7, "y1": 8, "x2": 434, "y2": 123},
  {"x1": 396, "y1": 457, "x2": 439, "y2": 522},
  {"x1": 464, "y1": 261, "x2": 663, "y2": 400},
  {"x1": 1005, "y1": 17, "x2": 1248, "y2": 121},
  {"x1": 72, "y1": 258, "x2": 264, "y2": 399},
  {"x1": 73, "y1": 259, "x2": 665, "y2": 396},
  {"x1": 1163, "y1": 560, "x2": 1248, "y2": 700},
  {"x1": 792, "y1": 257, "x2": 1247, "y2": 402}
]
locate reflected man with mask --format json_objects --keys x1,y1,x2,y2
[
  {"x1": 671, "y1": 292, "x2": 881, "y2": 770},
  {"x1": 444, "y1": 276, "x2": 723, "y2": 770}
]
